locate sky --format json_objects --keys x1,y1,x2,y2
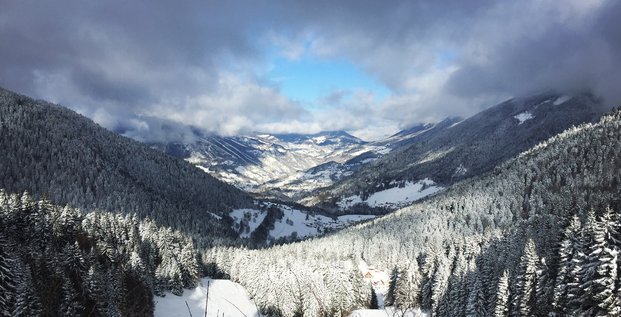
[{"x1": 0, "y1": 0, "x2": 620, "y2": 141}]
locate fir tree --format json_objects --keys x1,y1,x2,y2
[{"x1": 494, "y1": 270, "x2": 510, "y2": 317}]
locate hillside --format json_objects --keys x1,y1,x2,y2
[
  {"x1": 0, "y1": 87, "x2": 253, "y2": 246},
  {"x1": 304, "y1": 93, "x2": 605, "y2": 213},
  {"x1": 152, "y1": 130, "x2": 374, "y2": 197},
  {"x1": 206, "y1": 108, "x2": 621, "y2": 316}
]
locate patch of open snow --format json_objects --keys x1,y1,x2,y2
[
  {"x1": 514, "y1": 111, "x2": 534, "y2": 125},
  {"x1": 359, "y1": 261, "x2": 390, "y2": 308},
  {"x1": 349, "y1": 308, "x2": 429, "y2": 317},
  {"x1": 553, "y1": 95, "x2": 572, "y2": 105},
  {"x1": 338, "y1": 179, "x2": 442, "y2": 210},
  {"x1": 154, "y1": 278, "x2": 260, "y2": 317},
  {"x1": 417, "y1": 147, "x2": 454, "y2": 164},
  {"x1": 208, "y1": 212, "x2": 222, "y2": 220},
  {"x1": 355, "y1": 262, "x2": 429, "y2": 316},
  {"x1": 449, "y1": 119, "x2": 464, "y2": 128},
  {"x1": 454, "y1": 164, "x2": 467, "y2": 177},
  {"x1": 338, "y1": 195, "x2": 364, "y2": 209},
  {"x1": 374, "y1": 146, "x2": 391, "y2": 155},
  {"x1": 230, "y1": 209, "x2": 267, "y2": 238},
  {"x1": 270, "y1": 205, "x2": 376, "y2": 239},
  {"x1": 230, "y1": 205, "x2": 375, "y2": 240}
]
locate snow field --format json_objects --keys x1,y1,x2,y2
[
  {"x1": 154, "y1": 278, "x2": 260, "y2": 317},
  {"x1": 230, "y1": 205, "x2": 376, "y2": 240},
  {"x1": 514, "y1": 111, "x2": 534, "y2": 124},
  {"x1": 338, "y1": 179, "x2": 443, "y2": 210}
]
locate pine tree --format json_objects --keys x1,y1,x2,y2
[
  {"x1": 494, "y1": 270, "x2": 510, "y2": 317},
  {"x1": 552, "y1": 215, "x2": 581, "y2": 314},
  {"x1": 589, "y1": 208, "x2": 620, "y2": 316},
  {"x1": 13, "y1": 267, "x2": 42, "y2": 316},
  {"x1": 59, "y1": 277, "x2": 83, "y2": 316},
  {"x1": 0, "y1": 235, "x2": 17, "y2": 316},
  {"x1": 510, "y1": 239, "x2": 537, "y2": 317},
  {"x1": 465, "y1": 272, "x2": 487, "y2": 317},
  {"x1": 385, "y1": 266, "x2": 400, "y2": 307},
  {"x1": 534, "y1": 257, "x2": 553, "y2": 315}
]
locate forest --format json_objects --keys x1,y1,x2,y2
[{"x1": 205, "y1": 109, "x2": 621, "y2": 316}]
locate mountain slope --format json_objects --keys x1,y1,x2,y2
[
  {"x1": 154, "y1": 130, "x2": 373, "y2": 195},
  {"x1": 305, "y1": 93, "x2": 604, "y2": 212},
  {"x1": 0, "y1": 87, "x2": 253, "y2": 246},
  {"x1": 206, "y1": 107, "x2": 621, "y2": 316}
]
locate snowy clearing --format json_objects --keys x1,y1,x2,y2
[
  {"x1": 348, "y1": 308, "x2": 429, "y2": 317},
  {"x1": 358, "y1": 261, "x2": 390, "y2": 308},
  {"x1": 514, "y1": 111, "x2": 534, "y2": 124},
  {"x1": 553, "y1": 95, "x2": 572, "y2": 105},
  {"x1": 154, "y1": 278, "x2": 260, "y2": 317},
  {"x1": 338, "y1": 179, "x2": 443, "y2": 210},
  {"x1": 352, "y1": 261, "x2": 429, "y2": 317},
  {"x1": 230, "y1": 208, "x2": 267, "y2": 238},
  {"x1": 231, "y1": 204, "x2": 375, "y2": 240}
]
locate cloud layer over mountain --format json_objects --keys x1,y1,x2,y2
[{"x1": 1, "y1": 0, "x2": 619, "y2": 140}]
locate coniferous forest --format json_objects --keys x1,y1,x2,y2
[{"x1": 205, "y1": 109, "x2": 621, "y2": 316}]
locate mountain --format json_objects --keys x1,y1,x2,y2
[
  {"x1": 302, "y1": 93, "x2": 605, "y2": 213},
  {"x1": 152, "y1": 130, "x2": 375, "y2": 196},
  {"x1": 0, "y1": 87, "x2": 253, "y2": 247},
  {"x1": 206, "y1": 107, "x2": 621, "y2": 316}
]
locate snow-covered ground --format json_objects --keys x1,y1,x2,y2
[
  {"x1": 553, "y1": 95, "x2": 572, "y2": 105},
  {"x1": 514, "y1": 111, "x2": 534, "y2": 124},
  {"x1": 338, "y1": 179, "x2": 443, "y2": 210},
  {"x1": 230, "y1": 204, "x2": 376, "y2": 240},
  {"x1": 355, "y1": 261, "x2": 429, "y2": 317},
  {"x1": 154, "y1": 278, "x2": 260, "y2": 317},
  {"x1": 359, "y1": 261, "x2": 390, "y2": 308},
  {"x1": 230, "y1": 208, "x2": 267, "y2": 238},
  {"x1": 348, "y1": 308, "x2": 429, "y2": 317}
]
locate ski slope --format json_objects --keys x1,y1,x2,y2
[{"x1": 154, "y1": 278, "x2": 260, "y2": 317}]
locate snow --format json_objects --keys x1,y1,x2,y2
[
  {"x1": 154, "y1": 278, "x2": 260, "y2": 317},
  {"x1": 271, "y1": 206, "x2": 375, "y2": 239},
  {"x1": 454, "y1": 164, "x2": 467, "y2": 177},
  {"x1": 208, "y1": 212, "x2": 222, "y2": 220},
  {"x1": 514, "y1": 111, "x2": 534, "y2": 124},
  {"x1": 553, "y1": 95, "x2": 572, "y2": 105},
  {"x1": 183, "y1": 131, "x2": 398, "y2": 197},
  {"x1": 354, "y1": 261, "x2": 429, "y2": 317},
  {"x1": 417, "y1": 147, "x2": 454, "y2": 164},
  {"x1": 358, "y1": 261, "x2": 389, "y2": 308},
  {"x1": 230, "y1": 204, "x2": 375, "y2": 240},
  {"x1": 349, "y1": 308, "x2": 429, "y2": 317},
  {"x1": 449, "y1": 119, "x2": 464, "y2": 128},
  {"x1": 338, "y1": 179, "x2": 443, "y2": 210},
  {"x1": 230, "y1": 208, "x2": 267, "y2": 238}
]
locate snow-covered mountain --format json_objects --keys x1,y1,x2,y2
[
  {"x1": 153, "y1": 130, "x2": 383, "y2": 195},
  {"x1": 151, "y1": 93, "x2": 605, "y2": 215},
  {"x1": 301, "y1": 93, "x2": 605, "y2": 213}
]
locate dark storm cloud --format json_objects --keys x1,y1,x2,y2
[
  {"x1": 446, "y1": 0, "x2": 621, "y2": 106},
  {"x1": 0, "y1": 0, "x2": 618, "y2": 140}
]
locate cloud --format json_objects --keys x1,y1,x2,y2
[{"x1": 0, "y1": 0, "x2": 619, "y2": 142}]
